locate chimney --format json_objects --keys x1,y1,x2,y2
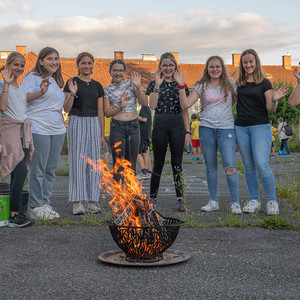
[
  {"x1": 232, "y1": 53, "x2": 240, "y2": 67},
  {"x1": 114, "y1": 51, "x2": 124, "y2": 60},
  {"x1": 282, "y1": 55, "x2": 292, "y2": 70},
  {"x1": 16, "y1": 45, "x2": 26, "y2": 55},
  {"x1": 171, "y1": 52, "x2": 178, "y2": 63}
]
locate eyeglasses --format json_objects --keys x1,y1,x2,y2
[
  {"x1": 111, "y1": 69, "x2": 125, "y2": 73},
  {"x1": 208, "y1": 65, "x2": 222, "y2": 70},
  {"x1": 161, "y1": 64, "x2": 175, "y2": 69}
]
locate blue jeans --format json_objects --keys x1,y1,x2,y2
[
  {"x1": 29, "y1": 133, "x2": 65, "y2": 208},
  {"x1": 199, "y1": 127, "x2": 239, "y2": 203},
  {"x1": 280, "y1": 139, "x2": 290, "y2": 154},
  {"x1": 235, "y1": 124, "x2": 276, "y2": 201}
]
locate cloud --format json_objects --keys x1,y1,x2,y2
[
  {"x1": 0, "y1": 0, "x2": 31, "y2": 14},
  {"x1": 0, "y1": 10, "x2": 299, "y2": 64}
]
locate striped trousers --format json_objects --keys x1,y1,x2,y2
[{"x1": 67, "y1": 116, "x2": 101, "y2": 202}]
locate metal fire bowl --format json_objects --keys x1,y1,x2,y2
[
  {"x1": 98, "y1": 249, "x2": 190, "y2": 267},
  {"x1": 108, "y1": 217, "x2": 182, "y2": 259}
]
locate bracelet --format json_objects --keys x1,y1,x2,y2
[
  {"x1": 1, "y1": 91, "x2": 8, "y2": 93},
  {"x1": 117, "y1": 103, "x2": 125, "y2": 110},
  {"x1": 185, "y1": 131, "x2": 191, "y2": 135},
  {"x1": 70, "y1": 93, "x2": 78, "y2": 98},
  {"x1": 153, "y1": 87, "x2": 160, "y2": 93},
  {"x1": 4, "y1": 82, "x2": 10, "y2": 86},
  {"x1": 177, "y1": 83, "x2": 187, "y2": 89},
  {"x1": 297, "y1": 80, "x2": 300, "y2": 84},
  {"x1": 271, "y1": 98, "x2": 278, "y2": 104}
]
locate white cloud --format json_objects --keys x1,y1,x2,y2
[
  {"x1": 20, "y1": 1, "x2": 31, "y2": 13},
  {"x1": 0, "y1": 10, "x2": 299, "y2": 64},
  {"x1": 0, "y1": 0, "x2": 31, "y2": 14},
  {"x1": 0, "y1": 0, "x2": 15, "y2": 13}
]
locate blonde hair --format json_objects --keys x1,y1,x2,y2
[
  {"x1": 31, "y1": 47, "x2": 64, "y2": 88},
  {"x1": 237, "y1": 49, "x2": 265, "y2": 87},
  {"x1": 195, "y1": 55, "x2": 235, "y2": 100},
  {"x1": 5, "y1": 52, "x2": 25, "y2": 68}
]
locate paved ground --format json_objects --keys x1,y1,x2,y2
[{"x1": 0, "y1": 152, "x2": 299, "y2": 299}]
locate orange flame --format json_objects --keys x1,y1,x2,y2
[{"x1": 82, "y1": 154, "x2": 151, "y2": 227}]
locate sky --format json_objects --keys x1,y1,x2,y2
[{"x1": 0, "y1": 0, "x2": 299, "y2": 65}]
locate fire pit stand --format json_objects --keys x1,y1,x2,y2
[
  {"x1": 98, "y1": 215, "x2": 190, "y2": 267},
  {"x1": 98, "y1": 249, "x2": 190, "y2": 267}
]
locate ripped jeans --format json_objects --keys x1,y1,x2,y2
[{"x1": 199, "y1": 127, "x2": 239, "y2": 203}]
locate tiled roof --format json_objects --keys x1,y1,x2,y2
[{"x1": 0, "y1": 52, "x2": 298, "y2": 88}]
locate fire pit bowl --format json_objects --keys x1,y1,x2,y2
[{"x1": 108, "y1": 216, "x2": 182, "y2": 262}]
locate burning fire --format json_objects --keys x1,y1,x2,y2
[
  {"x1": 81, "y1": 148, "x2": 158, "y2": 228},
  {"x1": 82, "y1": 144, "x2": 181, "y2": 260}
]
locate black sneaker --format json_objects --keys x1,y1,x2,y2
[{"x1": 8, "y1": 212, "x2": 31, "y2": 228}]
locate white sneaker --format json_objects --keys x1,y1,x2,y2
[
  {"x1": 43, "y1": 204, "x2": 60, "y2": 219},
  {"x1": 29, "y1": 205, "x2": 59, "y2": 220},
  {"x1": 85, "y1": 202, "x2": 102, "y2": 213},
  {"x1": 267, "y1": 201, "x2": 279, "y2": 216},
  {"x1": 73, "y1": 202, "x2": 85, "y2": 215},
  {"x1": 243, "y1": 200, "x2": 261, "y2": 213},
  {"x1": 201, "y1": 200, "x2": 219, "y2": 212},
  {"x1": 231, "y1": 203, "x2": 242, "y2": 215}
]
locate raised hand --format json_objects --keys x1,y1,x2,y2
[
  {"x1": 154, "y1": 68, "x2": 164, "y2": 87},
  {"x1": 293, "y1": 67, "x2": 300, "y2": 81},
  {"x1": 174, "y1": 70, "x2": 185, "y2": 86},
  {"x1": 1, "y1": 68, "x2": 14, "y2": 85},
  {"x1": 40, "y1": 77, "x2": 50, "y2": 95},
  {"x1": 273, "y1": 84, "x2": 289, "y2": 101},
  {"x1": 120, "y1": 90, "x2": 128, "y2": 108},
  {"x1": 131, "y1": 72, "x2": 141, "y2": 88},
  {"x1": 68, "y1": 78, "x2": 78, "y2": 95}
]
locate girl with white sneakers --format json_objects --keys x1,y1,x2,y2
[
  {"x1": 235, "y1": 49, "x2": 288, "y2": 216},
  {"x1": 63, "y1": 52, "x2": 105, "y2": 215},
  {"x1": 176, "y1": 55, "x2": 242, "y2": 214},
  {"x1": 23, "y1": 47, "x2": 66, "y2": 221}
]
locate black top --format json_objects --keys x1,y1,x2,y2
[
  {"x1": 235, "y1": 78, "x2": 272, "y2": 126},
  {"x1": 146, "y1": 80, "x2": 189, "y2": 114},
  {"x1": 63, "y1": 77, "x2": 104, "y2": 117},
  {"x1": 139, "y1": 106, "x2": 152, "y2": 139}
]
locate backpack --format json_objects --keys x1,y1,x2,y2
[{"x1": 283, "y1": 124, "x2": 293, "y2": 136}]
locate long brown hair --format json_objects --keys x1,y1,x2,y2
[
  {"x1": 158, "y1": 52, "x2": 178, "y2": 79},
  {"x1": 195, "y1": 55, "x2": 235, "y2": 100},
  {"x1": 237, "y1": 49, "x2": 265, "y2": 87},
  {"x1": 31, "y1": 47, "x2": 64, "y2": 88},
  {"x1": 76, "y1": 52, "x2": 94, "y2": 76}
]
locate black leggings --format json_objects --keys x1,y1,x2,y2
[
  {"x1": 10, "y1": 148, "x2": 28, "y2": 212},
  {"x1": 150, "y1": 114, "x2": 185, "y2": 198}
]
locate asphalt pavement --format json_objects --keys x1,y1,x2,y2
[{"x1": 0, "y1": 152, "x2": 299, "y2": 299}]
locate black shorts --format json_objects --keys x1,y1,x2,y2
[{"x1": 139, "y1": 139, "x2": 150, "y2": 154}]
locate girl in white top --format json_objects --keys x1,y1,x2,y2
[
  {"x1": 0, "y1": 52, "x2": 33, "y2": 227},
  {"x1": 22, "y1": 47, "x2": 66, "y2": 221},
  {"x1": 175, "y1": 55, "x2": 242, "y2": 214}
]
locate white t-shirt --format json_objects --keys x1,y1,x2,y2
[
  {"x1": 194, "y1": 82, "x2": 237, "y2": 129},
  {"x1": 23, "y1": 72, "x2": 66, "y2": 135},
  {"x1": 0, "y1": 80, "x2": 27, "y2": 120}
]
